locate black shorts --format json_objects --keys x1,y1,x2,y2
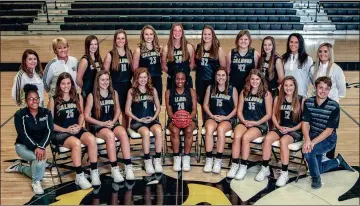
[
  {"x1": 196, "y1": 79, "x2": 213, "y2": 104},
  {"x1": 239, "y1": 123, "x2": 268, "y2": 135},
  {"x1": 204, "y1": 117, "x2": 237, "y2": 129},
  {"x1": 113, "y1": 81, "x2": 132, "y2": 111},
  {"x1": 53, "y1": 128, "x2": 87, "y2": 146},
  {"x1": 166, "y1": 75, "x2": 193, "y2": 90},
  {"x1": 166, "y1": 116, "x2": 198, "y2": 128},
  {"x1": 230, "y1": 79, "x2": 244, "y2": 95},
  {"x1": 273, "y1": 128, "x2": 303, "y2": 142},
  {"x1": 151, "y1": 75, "x2": 163, "y2": 104},
  {"x1": 89, "y1": 122, "x2": 121, "y2": 134},
  {"x1": 130, "y1": 120, "x2": 161, "y2": 133}
]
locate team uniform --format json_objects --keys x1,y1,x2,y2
[
  {"x1": 242, "y1": 92, "x2": 268, "y2": 135},
  {"x1": 139, "y1": 48, "x2": 163, "y2": 103},
  {"x1": 195, "y1": 44, "x2": 219, "y2": 104},
  {"x1": 166, "y1": 47, "x2": 193, "y2": 90},
  {"x1": 130, "y1": 89, "x2": 160, "y2": 132},
  {"x1": 229, "y1": 48, "x2": 255, "y2": 94},
  {"x1": 261, "y1": 55, "x2": 280, "y2": 97},
  {"x1": 89, "y1": 92, "x2": 121, "y2": 134},
  {"x1": 53, "y1": 97, "x2": 87, "y2": 145},
  {"x1": 109, "y1": 51, "x2": 133, "y2": 111},
  {"x1": 80, "y1": 55, "x2": 100, "y2": 100},
  {"x1": 205, "y1": 85, "x2": 236, "y2": 127},
  {"x1": 273, "y1": 96, "x2": 303, "y2": 142},
  {"x1": 168, "y1": 88, "x2": 196, "y2": 126}
]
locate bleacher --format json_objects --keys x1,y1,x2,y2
[
  {"x1": 0, "y1": 1, "x2": 44, "y2": 31},
  {"x1": 321, "y1": 1, "x2": 360, "y2": 30},
  {"x1": 61, "y1": 1, "x2": 304, "y2": 31}
]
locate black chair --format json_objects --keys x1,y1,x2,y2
[
  {"x1": 233, "y1": 9, "x2": 245, "y2": 15},
  {"x1": 244, "y1": 10, "x2": 255, "y2": 15},
  {"x1": 237, "y1": 16, "x2": 247, "y2": 22},
  {"x1": 335, "y1": 24, "x2": 347, "y2": 30},
  {"x1": 293, "y1": 24, "x2": 304, "y2": 30},
  {"x1": 257, "y1": 16, "x2": 268, "y2": 22},
  {"x1": 266, "y1": 10, "x2": 276, "y2": 15},
  {"x1": 269, "y1": 16, "x2": 279, "y2": 22},
  {"x1": 216, "y1": 24, "x2": 227, "y2": 30},
  {"x1": 227, "y1": 24, "x2": 237, "y2": 30},
  {"x1": 347, "y1": 24, "x2": 358, "y2": 30},
  {"x1": 255, "y1": 9, "x2": 266, "y2": 15},
  {"x1": 238, "y1": 24, "x2": 249, "y2": 30},
  {"x1": 247, "y1": 16, "x2": 257, "y2": 22},
  {"x1": 260, "y1": 24, "x2": 271, "y2": 30},
  {"x1": 249, "y1": 24, "x2": 259, "y2": 30},
  {"x1": 270, "y1": 24, "x2": 281, "y2": 30},
  {"x1": 276, "y1": 10, "x2": 286, "y2": 15},
  {"x1": 281, "y1": 24, "x2": 292, "y2": 30}
]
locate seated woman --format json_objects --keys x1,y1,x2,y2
[
  {"x1": 202, "y1": 67, "x2": 238, "y2": 174},
  {"x1": 125, "y1": 68, "x2": 163, "y2": 175},
  {"x1": 48, "y1": 72, "x2": 101, "y2": 189},
  {"x1": 6, "y1": 84, "x2": 54, "y2": 195},
  {"x1": 84, "y1": 70, "x2": 135, "y2": 182},
  {"x1": 165, "y1": 71, "x2": 197, "y2": 172},
  {"x1": 227, "y1": 69, "x2": 272, "y2": 179},
  {"x1": 255, "y1": 76, "x2": 304, "y2": 186}
]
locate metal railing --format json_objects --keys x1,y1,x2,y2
[{"x1": 42, "y1": 1, "x2": 50, "y2": 23}]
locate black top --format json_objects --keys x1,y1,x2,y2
[
  {"x1": 209, "y1": 85, "x2": 235, "y2": 116},
  {"x1": 243, "y1": 92, "x2": 266, "y2": 122},
  {"x1": 303, "y1": 97, "x2": 340, "y2": 137},
  {"x1": 109, "y1": 50, "x2": 132, "y2": 83},
  {"x1": 169, "y1": 88, "x2": 193, "y2": 113},
  {"x1": 261, "y1": 55, "x2": 280, "y2": 91},
  {"x1": 81, "y1": 55, "x2": 100, "y2": 97},
  {"x1": 53, "y1": 97, "x2": 80, "y2": 129},
  {"x1": 229, "y1": 48, "x2": 255, "y2": 92},
  {"x1": 14, "y1": 107, "x2": 54, "y2": 151},
  {"x1": 167, "y1": 47, "x2": 191, "y2": 78},
  {"x1": 139, "y1": 48, "x2": 162, "y2": 76},
  {"x1": 279, "y1": 95, "x2": 303, "y2": 128},
  {"x1": 91, "y1": 92, "x2": 116, "y2": 122},
  {"x1": 130, "y1": 89, "x2": 156, "y2": 123},
  {"x1": 195, "y1": 44, "x2": 220, "y2": 81}
]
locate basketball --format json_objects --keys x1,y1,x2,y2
[{"x1": 172, "y1": 110, "x2": 191, "y2": 129}]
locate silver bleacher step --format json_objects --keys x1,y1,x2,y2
[
  {"x1": 28, "y1": 24, "x2": 61, "y2": 31},
  {"x1": 304, "y1": 24, "x2": 336, "y2": 31}
]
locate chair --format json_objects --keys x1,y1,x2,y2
[{"x1": 199, "y1": 127, "x2": 233, "y2": 162}]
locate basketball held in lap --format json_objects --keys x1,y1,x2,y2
[{"x1": 172, "y1": 110, "x2": 191, "y2": 129}]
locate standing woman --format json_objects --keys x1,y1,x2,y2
[
  {"x1": 258, "y1": 36, "x2": 284, "y2": 97},
  {"x1": 43, "y1": 37, "x2": 78, "y2": 98},
  {"x1": 255, "y1": 76, "x2": 305, "y2": 187},
  {"x1": 6, "y1": 84, "x2": 53, "y2": 195},
  {"x1": 165, "y1": 71, "x2": 197, "y2": 172},
  {"x1": 227, "y1": 30, "x2": 260, "y2": 94},
  {"x1": 125, "y1": 68, "x2": 163, "y2": 175},
  {"x1": 227, "y1": 69, "x2": 272, "y2": 179},
  {"x1": 195, "y1": 25, "x2": 226, "y2": 118},
  {"x1": 48, "y1": 72, "x2": 101, "y2": 189},
  {"x1": 282, "y1": 33, "x2": 314, "y2": 98},
  {"x1": 104, "y1": 29, "x2": 133, "y2": 128},
  {"x1": 76, "y1": 35, "x2": 102, "y2": 102},
  {"x1": 84, "y1": 70, "x2": 135, "y2": 182},
  {"x1": 202, "y1": 67, "x2": 238, "y2": 174},
  {"x1": 12, "y1": 49, "x2": 44, "y2": 108},
  {"x1": 162, "y1": 23, "x2": 195, "y2": 90},
  {"x1": 133, "y1": 25, "x2": 163, "y2": 103}
]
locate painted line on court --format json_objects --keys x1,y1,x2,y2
[
  {"x1": 340, "y1": 107, "x2": 360, "y2": 127},
  {"x1": 0, "y1": 115, "x2": 13, "y2": 128}
]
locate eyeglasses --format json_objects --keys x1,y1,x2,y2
[{"x1": 27, "y1": 97, "x2": 40, "y2": 102}]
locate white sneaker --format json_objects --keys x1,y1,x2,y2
[
  {"x1": 212, "y1": 158, "x2": 222, "y2": 174},
  {"x1": 31, "y1": 181, "x2": 44, "y2": 195},
  {"x1": 227, "y1": 163, "x2": 239, "y2": 178},
  {"x1": 111, "y1": 166, "x2": 124, "y2": 183},
  {"x1": 144, "y1": 159, "x2": 155, "y2": 175},
  {"x1": 235, "y1": 164, "x2": 247, "y2": 180},
  {"x1": 153, "y1": 158, "x2": 163, "y2": 173},
  {"x1": 203, "y1": 157, "x2": 213, "y2": 173},
  {"x1": 173, "y1": 156, "x2": 182, "y2": 172},
  {"x1": 90, "y1": 169, "x2": 101, "y2": 186},
  {"x1": 255, "y1": 166, "x2": 270, "y2": 182},
  {"x1": 276, "y1": 170, "x2": 289, "y2": 187},
  {"x1": 125, "y1": 164, "x2": 135, "y2": 180},
  {"x1": 5, "y1": 160, "x2": 21, "y2": 173},
  {"x1": 182, "y1": 156, "x2": 191, "y2": 172},
  {"x1": 75, "y1": 172, "x2": 92, "y2": 189}
]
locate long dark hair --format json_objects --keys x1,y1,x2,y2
[
  {"x1": 111, "y1": 29, "x2": 133, "y2": 71},
  {"x1": 258, "y1": 36, "x2": 280, "y2": 80},
  {"x1": 54, "y1": 72, "x2": 81, "y2": 115},
  {"x1": 84, "y1": 35, "x2": 103, "y2": 71},
  {"x1": 275, "y1": 76, "x2": 301, "y2": 123},
  {"x1": 282, "y1": 33, "x2": 309, "y2": 67},
  {"x1": 131, "y1": 68, "x2": 154, "y2": 102},
  {"x1": 213, "y1": 67, "x2": 229, "y2": 96},
  {"x1": 166, "y1": 23, "x2": 190, "y2": 62},
  {"x1": 243, "y1": 69, "x2": 268, "y2": 98},
  {"x1": 92, "y1": 70, "x2": 116, "y2": 119},
  {"x1": 196, "y1": 25, "x2": 220, "y2": 59},
  {"x1": 20, "y1": 49, "x2": 43, "y2": 78}
]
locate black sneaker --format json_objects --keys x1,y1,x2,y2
[
  {"x1": 336, "y1": 154, "x2": 355, "y2": 172},
  {"x1": 311, "y1": 176, "x2": 322, "y2": 189}
]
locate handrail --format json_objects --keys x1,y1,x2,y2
[
  {"x1": 43, "y1": 1, "x2": 51, "y2": 23},
  {"x1": 314, "y1": 2, "x2": 321, "y2": 22},
  {"x1": 55, "y1": 1, "x2": 58, "y2": 9}
]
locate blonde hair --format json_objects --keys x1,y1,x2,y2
[
  {"x1": 52, "y1": 37, "x2": 68, "y2": 53},
  {"x1": 313, "y1": 42, "x2": 335, "y2": 80}
]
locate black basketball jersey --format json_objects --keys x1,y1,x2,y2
[
  {"x1": 131, "y1": 89, "x2": 156, "y2": 120},
  {"x1": 261, "y1": 55, "x2": 279, "y2": 91},
  {"x1": 91, "y1": 92, "x2": 115, "y2": 122},
  {"x1": 167, "y1": 47, "x2": 191, "y2": 78},
  {"x1": 280, "y1": 96, "x2": 303, "y2": 127},
  {"x1": 229, "y1": 48, "x2": 255, "y2": 92},
  {"x1": 139, "y1": 48, "x2": 162, "y2": 76},
  {"x1": 54, "y1": 98, "x2": 80, "y2": 129},
  {"x1": 195, "y1": 44, "x2": 220, "y2": 81},
  {"x1": 81, "y1": 55, "x2": 100, "y2": 97},
  {"x1": 209, "y1": 85, "x2": 235, "y2": 116},
  {"x1": 169, "y1": 88, "x2": 193, "y2": 113},
  {"x1": 243, "y1": 93, "x2": 266, "y2": 121},
  {"x1": 109, "y1": 50, "x2": 132, "y2": 83}
]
